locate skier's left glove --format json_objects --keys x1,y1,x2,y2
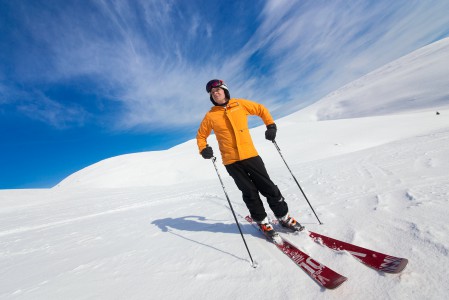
[{"x1": 265, "y1": 123, "x2": 277, "y2": 141}]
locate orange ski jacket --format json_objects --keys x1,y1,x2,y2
[{"x1": 196, "y1": 98, "x2": 275, "y2": 165}]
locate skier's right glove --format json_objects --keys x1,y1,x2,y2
[{"x1": 200, "y1": 145, "x2": 214, "y2": 159}]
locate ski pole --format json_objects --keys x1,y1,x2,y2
[
  {"x1": 272, "y1": 140, "x2": 323, "y2": 225},
  {"x1": 211, "y1": 156, "x2": 257, "y2": 268}
]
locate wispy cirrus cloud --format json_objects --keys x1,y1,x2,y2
[
  {"x1": 16, "y1": 92, "x2": 89, "y2": 129},
  {"x1": 230, "y1": 0, "x2": 449, "y2": 116},
  {"x1": 1, "y1": 0, "x2": 449, "y2": 131}
]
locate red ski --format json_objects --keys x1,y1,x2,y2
[
  {"x1": 307, "y1": 231, "x2": 408, "y2": 273},
  {"x1": 270, "y1": 219, "x2": 408, "y2": 273},
  {"x1": 245, "y1": 216, "x2": 347, "y2": 289}
]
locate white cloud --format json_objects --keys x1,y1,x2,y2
[
  {"x1": 16, "y1": 92, "x2": 89, "y2": 129},
  {"x1": 2, "y1": 0, "x2": 449, "y2": 131},
  {"x1": 236, "y1": 0, "x2": 449, "y2": 114}
]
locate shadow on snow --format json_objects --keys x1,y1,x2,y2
[
  {"x1": 151, "y1": 215, "x2": 258, "y2": 236},
  {"x1": 151, "y1": 215, "x2": 262, "y2": 263}
]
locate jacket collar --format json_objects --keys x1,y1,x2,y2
[{"x1": 210, "y1": 98, "x2": 238, "y2": 111}]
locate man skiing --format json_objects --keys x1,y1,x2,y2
[{"x1": 196, "y1": 79, "x2": 303, "y2": 240}]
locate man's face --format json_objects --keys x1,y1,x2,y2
[{"x1": 210, "y1": 87, "x2": 227, "y2": 104}]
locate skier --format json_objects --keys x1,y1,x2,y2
[{"x1": 196, "y1": 79, "x2": 303, "y2": 239}]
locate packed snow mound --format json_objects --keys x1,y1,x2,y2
[
  {"x1": 288, "y1": 37, "x2": 449, "y2": 121},
  {"x1": 55, "y1": 139, "x2": 221, "y2": 189},
  {"x1": 56, "y1": 38, "x2": 449, "y2": 189}
]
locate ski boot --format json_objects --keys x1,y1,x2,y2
[
  {"x1": 278, "y1": 214, "x2": 305, "y2": 232},
  {"x1": 257, "y1": 217, "x2": 282, "y2": 244}
]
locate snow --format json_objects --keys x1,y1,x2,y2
[{"x1": 1, "y1": 38, "x2": 449, "y2": 299}]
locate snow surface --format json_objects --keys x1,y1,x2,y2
[{"x1": 1, "y1": 38, "x2": 449, "y2": 299}]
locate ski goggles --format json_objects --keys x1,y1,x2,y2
[{"x1": 206, "y1": 79, "x2": 225, "y2": 93}]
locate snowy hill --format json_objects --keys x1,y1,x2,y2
[
  {"x1": 291, "y1": 37, "x2": 449, "y2": 121},
  {"x1": 1, "y1": 38, "x2": 449, "y2": 299}
]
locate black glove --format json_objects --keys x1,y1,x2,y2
[
  {"x1": 200, "y1": 145, "x2": 214, "y2": 159},
  {"x1": 265, "y1": 123, "x2": 277, "y2": 141}
]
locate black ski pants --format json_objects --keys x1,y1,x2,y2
[{"x1": 225, "y1": 156, "x2": 288, "y2": 223}]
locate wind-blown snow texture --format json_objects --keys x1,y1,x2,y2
[{"x1": 1, "y1": 38, "x2": 449, "y2": 299}]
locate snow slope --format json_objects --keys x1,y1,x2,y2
[
  {"x1": 291, "y1": 37, "x2": 449, "y2": 121},
  {"x1": 1, "y1": 38, "x2": 449, "y2": 299}
]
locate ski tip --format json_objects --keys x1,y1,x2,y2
[
  {"x1": 325, "y1": 276, "x2": 348, "y2": 289},
  {"x1": 385, "y1": 258, "x2": 409, "y2": 274},
  {"x1": 395, "y1": 258, "x2": 408, "y2": 273}
]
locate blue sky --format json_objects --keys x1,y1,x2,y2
[{"x1": 1, "y1": 0, "x2": 449, "y2": 189}]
